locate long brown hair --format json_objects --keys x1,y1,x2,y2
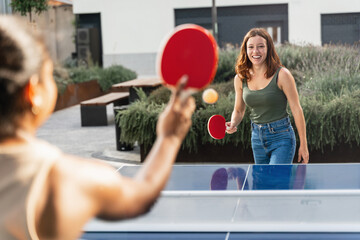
[{"x1": 235, "y1": 28, "x2": 281, "y2": 81}]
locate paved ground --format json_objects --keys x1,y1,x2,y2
[{"x1": 37, "y1": 104, "x2": 141, "y2": 168}]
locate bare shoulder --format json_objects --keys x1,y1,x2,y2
[
  {"x1": 278, "y1": 67, "x2": 295, "y2": 88},
  {"x1": 279, "y1": 67, "x2": 292, "y2": 76},
  {"x1": 40, "y1": 155, "x2": 125, "y2": 238},
  {"x1": 234, "y1": 73, "x2": 244, "y2": 81},
  {"x1": 279, "y1": 67, "x2": 294, "y2": 80},
  {"x1": 234, "y1": 74, "x2": 243, "y2": 90}
]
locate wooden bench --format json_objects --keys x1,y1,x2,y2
[{"x1": 80, "y1": 92, "x2": 129, "y2": 126}]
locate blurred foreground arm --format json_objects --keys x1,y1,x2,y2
[
  {"x1": 45, "y1": 79, "x2": 195, "y2": 240},
  {"x1": 134, "y1": 78, "x2": 196, "y2": 202},
  {"x1": 95, "y1": 79, "x2": 196, "y2": 219}
]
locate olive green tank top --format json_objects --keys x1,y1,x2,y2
[{"x1": 242, "y1": 67, "x2": 288, "y2": 124}]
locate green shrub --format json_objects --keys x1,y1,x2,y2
[
  {"x1": 300, "y1": 89, "x2": 360, "y2": 151},
  {"x1": 301, "y1": 72, "x2": 360, "y2": 100},
  {"x1": 62, "y1": 57, "x2": 78, "y2": 68},
  {"x1": 98, "y1": 65, "x2": 137, "y2": 91},
  {"x1": 67, "y1": 66, "x2": 103, "y2": 84},
  {"x1": 54, "y1": 64, "x2": 137, "y2": 94},
  {"x1": 116, "y1": 100, "x2": 162, "y2": 149},
  {"x1": 118, "y1": 81, "x2": 251, "y2": 152},
  {"x1": 53, "y1": 65, "x2": 72, "y2": 94},
  {"x1": 147, "y1": 81, "x2": 234, "y2": 111},
  {"x1": 213, "y1": 48, "x2": 237, "y2": 83},
  {"x1": 147, "y1": 86, "x2": 171, "y2": 105},
  {"x1": 277, "y1": 44, "x2": 360, "y2": 87}
]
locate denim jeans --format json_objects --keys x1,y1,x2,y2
[{"x1": 251, "y1": 117, "x2": 296, "y2": 164}]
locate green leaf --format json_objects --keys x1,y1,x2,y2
[{"x1": 10, "y1": 0, "x2": 48, "y2": 20}]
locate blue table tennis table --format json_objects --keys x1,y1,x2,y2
[{"x1": 82, "y1": 163, "x2": 360, "y2": 239}]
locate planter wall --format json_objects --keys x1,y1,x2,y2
[
  {"x1": 140, "y1": 143, "x2": 360, "y2": 164},
  {"x1": 305, "y1": 144, "x2": 360, "y2": 163},
  {"x1": 55, "y1": 80, "x2": 103, "y2": 111},
  {"x1": 140, "y1": 143, "x2": 254, "y2": 164}
]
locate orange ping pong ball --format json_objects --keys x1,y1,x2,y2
[{"x1": 202, "y1": 88, "x2": 218, "y2": 104}]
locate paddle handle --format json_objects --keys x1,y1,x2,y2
[{"x1": 177, "y1": 75, "x2": 198, "y2": 102}]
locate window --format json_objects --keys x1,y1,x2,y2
[{"x1": 265, "y1": 26, "x2": 282, "y2": 45}]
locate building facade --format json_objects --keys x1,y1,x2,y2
[
  {"x1": 0, "y1": 0, "x2": 75, "y2": 64},
  {"x1": 0, "y1": 0, "x2": 11, "y2": 14},
  {"x1": 73, "y1": 0, "x2": 360, "y2": 76}
]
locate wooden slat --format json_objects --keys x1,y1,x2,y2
[
  {"x1": 112, "y1": 77, "x2": 162, "y2": 90},
  {"x1": 81, "y1": 92, "x2": 129, "y2": 106}
]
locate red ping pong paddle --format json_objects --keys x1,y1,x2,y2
[
  {"x1": 207, "y1": 114, "x2": 227, "y2": 140},
  {"x1": 157, "y1": 24, "x2": 218, "y2": 90}
]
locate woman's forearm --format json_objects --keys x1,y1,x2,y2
[
  {"x1": 292, "y1": 107, "x2": 307, "y2": 146},
  {"x1": 231, "y1": 107, "x2": 245, "y2": 127},
  {"x1": 135, "y1": 135, "x2": 181, "y2": 188}
]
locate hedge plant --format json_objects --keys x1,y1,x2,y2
[
  {"x1": 117, "y1": 44, "x2": 360, "y2": 153},
  {"x1": 54, "y1": 65, "x2": 137, "y2": 94},
  {"x1": 98, "y1": 65, "x2": 137, "y2": 91},
  {"x1": 213, "y1": 47, "x2": 238, "y2": 83}
]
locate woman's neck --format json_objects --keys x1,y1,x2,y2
[
  {"x1": 250, "y1": 63, "x2": 267, "y2": 79},
  {"x1": 19, "y1": 112, "x2": 38, "y2": 136},
  {"x1": 0, "y1": 129, "x2": 35, "y2": 146},
  {"x1": 0, "y1": 137, "x2": 26, "y2": 146},
  {"x1": 0, "y1": 121, "x2": 36, "y2": 146}
]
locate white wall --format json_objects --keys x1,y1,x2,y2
[
  {"x1": 73, "y1": 0, "x2": 102, "y2": 14},
  {"x1": 74, "y1": 0, "x2": 174, "y2": 75},
  {"x1": 74, "y1": 0, "x2": 360, "y2": 75},
  {"x1": 0, "y1": 0, "x2": 12, "y2": 14},
  {"x1": 288, "y1": 0, "x2": 360, "y2": 45},
  {"x1": 172, "y1": 0, "x2": 288, "y2": 9}
]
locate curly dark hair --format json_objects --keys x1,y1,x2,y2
[{"x1": 0, "y1": 16, "x2": 48, "y2": 140}]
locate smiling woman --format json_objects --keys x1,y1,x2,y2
[{"x1": 226, "y1": 28, "x2": 309, "y2": 165}]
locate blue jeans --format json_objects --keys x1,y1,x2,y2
[{"x1": 251, "y1": 117, "x2": 296, "y2": 164}]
